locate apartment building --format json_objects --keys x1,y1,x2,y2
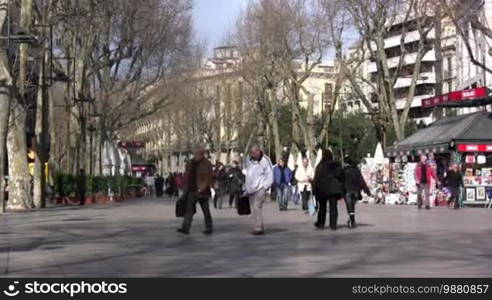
[{"x1": 455, "y1": 0, "x2": 492, "y2": 115}]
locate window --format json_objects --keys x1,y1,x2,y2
[
  {"x1": 447, "y1": 80, "x2": 453, "y2": 93},
  {"x1": 447, "y1": 57, "x2": 452, "y2": 78},
  {"x1": 324, "y1": 83, "x2": 333, "y2": 96}
]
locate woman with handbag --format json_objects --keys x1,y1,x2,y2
[
  {"x1": 312, "y1": 150, "x2": 344, "y2": 230},
  {"x1": 343, "y1": 157, "x2": 371, "y2": 228}
]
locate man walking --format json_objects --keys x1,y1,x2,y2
[
  {"x1": 273, "y1": 158, "x2": 293, "y2": 211},
  {"x1": 245, "y1": 145, "x2": 273, "y2": 235},
  {"x1": 177, "y1": 145, "x2": 215, "y2": 235},
  {"x1": 415, "y1": 154, "x2": 438, "y2": 210}
]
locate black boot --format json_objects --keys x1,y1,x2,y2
[{"x1": 348, "y1": 214, "x2": 356, "y2": 229}]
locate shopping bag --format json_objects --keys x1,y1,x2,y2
[
  {"x1": 175, "y1": 194, "x2": 187, "y2": 217},
  {"x1": 175, "y1": 192, "x2": 195, "y2": 217},
  {"x1": 210, "y1": 188, "x2": 216, "y2": 200},
  {"x1": 237, "y1": 194, "x2": 251, "y2": 215},
  {"x1": 308, "y1": 195, "x2": 317, "y2": 216}
]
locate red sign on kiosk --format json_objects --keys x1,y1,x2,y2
[
  {"x1": 422, "y1": 87, "x2": 488, "y2": 108},
  {"x1": 457, "y1": 144, "x2": 492, "y2": 153}
]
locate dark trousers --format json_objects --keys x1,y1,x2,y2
[
  {"x1": 447, "y1": 186, "x2": 460, "y2": 208},
  {"x1": 344, "y1": 192, "x2": 358, "y2": 223},
  {"x1": 181, "y1": 193, "x2": 213, "y2": 232},
  {"x1": 316, "y1": 196, "x2": 339, "y2": 228},
  {"x1": 229, "y1": 191, "x2": 240, "y2": 207},
  {"x1": 301, "y1": 189, "x2": 311, "y2": 211}
]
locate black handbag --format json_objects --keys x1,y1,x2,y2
[
  {"x1": 175, "y1": 192, "x2": 196, "y2": 217},
  {"x1": 237, "y1": 194, "x2": 251, "y2": 215}
]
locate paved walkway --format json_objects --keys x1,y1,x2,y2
[{"x1": 0, "y1": 197, "x2": 491, "y2": 277}]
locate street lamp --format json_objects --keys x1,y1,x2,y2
[{"x1": 87, "y1": 124, "x2": 96, "y2": 175}]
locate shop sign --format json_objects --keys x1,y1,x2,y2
[
  {"x1": 422, "y1": 87, "x2": 488, "y2": 108},
  {"x1": 132, "y1": 166, "x2": 148, "y2": 171},
  {"x1": 457, "y1": 144, "x2": 492, "y2": 152}
]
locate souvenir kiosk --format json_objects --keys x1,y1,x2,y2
[{"x1": 386, "y1": 87, "x2": 492, "y2": 206}]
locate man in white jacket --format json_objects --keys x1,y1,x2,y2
[
  {"x1": 245, "y1": 145, "x2": 273, "y2": 235},
  {"x1": 295, "y1": 157, "x2": 315, "y2": 213}
]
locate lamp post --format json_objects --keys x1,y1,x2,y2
[{"x1": 88, "y1": 124, "x2": 96, "y2": 175}]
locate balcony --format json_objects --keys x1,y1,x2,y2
[
  {"x1": 393, "y1": 72, "x2": 436, "y2": 89},
  {"x1": 395, "y1": 94, "x2": 434, "y2": 110},
  {"x1": 369, "y1": 29, "x2": 435, "y2": 50},
  {"x1": 368, "y1": 50, "x2": 436, "y2": 73}
]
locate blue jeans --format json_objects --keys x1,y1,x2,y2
[
  {"x1": 291, "y1": 185, "x2": 299, "y2": 205},
  {"x1": 276, "y1": 185, "x2": 290, "y2": 210}
]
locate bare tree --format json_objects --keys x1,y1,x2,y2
[
  {"x1": 233, "y1": 0, "x2": 286, "y2": 161},
  {"x1": 0, "y1": 0, "x2": 12, "y2": 213},
  {"x1": 441, "y1": 0, "x2": 492, "y2": 74},
  {"x1": 47, "y1": 0, "x2": 194, "y2": 175},
  {"x1": 323, "y1": 0, "x2": 436, "y2": 144}
]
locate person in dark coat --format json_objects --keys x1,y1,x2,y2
[
  {"x1": 177, "y1": 145, "x2": 215, "y2": 235},
  {"x1": 155, "y1": 174, "x2": 164, "y2": 197},
  {"x1": 343, "y1": 157, "x2": 371, "y2": 228},
  {"x1": 443, "y1": 162, "x2": 464, "y2": 209},
  {"x1": 213, "y1": 162, "x2": 228, "y2": 209},
  {"x1": 227, "y1": 161, "x2": 245, "y2": 208},
  {"x1": 273, "y1": 159, "x2": 293, "y2": 211},
  {"x1": 312, "y1": 150, "x2": 344, "y2": 230}
]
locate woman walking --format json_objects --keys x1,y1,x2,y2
[
  {"x1": 343, "y1": 157, "x2": 371, "y2": 228},
  {"x1": 312, "y1": 150, "x2": 344, "y2": 230},
  {"x1": 295, "y1": 157, "x2": 314, "y2": 213}
]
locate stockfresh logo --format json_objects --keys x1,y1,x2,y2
[
  {"x1": 3, "y1": 281, "x2": 20, "y2": 297},
  {"x1": 2, "y1": 281, "x2": 127, "y2": 297}
]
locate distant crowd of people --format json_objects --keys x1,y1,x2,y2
[
  {"x1": 141, "y1": 144, "x2": 470, "y2": 236},
  {"x1": 171, "y1": 144, "x2": 374, "y2": 236}
]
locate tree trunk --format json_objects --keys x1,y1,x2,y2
[
  {"x1": 267, "y1": 89, "x2": 282, "y2": 162},
  {"x1": 434, "y1": 3, "x2": 444, "y2": 119},
  {"x1": 7, "y1": 105, "x2": 31, "y2": 210},
  {"x1": 0, "y1": 0, "x2": 12, "y2": 213},
  {"x1": 305, "y1": 93, "x2": 316, "y2": 161},
  {"x1": 0, "y1": 84, "x2": 9, "y2": 214},
  {"x1": 6, "y1": 0, "x2": 33, "y2": 211},
  {"x1": 33, "y1": 1, "x2": 51, "y2": 208}
]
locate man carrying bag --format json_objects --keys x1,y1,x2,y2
[{"x1": 176, "y1": 145, "x2": 215, "y2": 235}]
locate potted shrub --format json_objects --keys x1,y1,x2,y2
[
  {"x1": 95, "y1": 176, "x2": 109, "y2": 203},
  {"x1": 85, "y1": 175, "x2": 96, "y2": 204},
  {"x1": 63, "y1": 174, "x2": 77, "y2": 205}
]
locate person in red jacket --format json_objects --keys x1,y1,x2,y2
[{"x1": 415, "y1": 154, "x2": 439, "y2": 209}]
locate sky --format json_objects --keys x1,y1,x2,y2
[{"x1": 193, "y1": 0, "x2": 249, "y2": 55}]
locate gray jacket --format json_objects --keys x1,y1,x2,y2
[{"x1": 245, "y1": 154, "x2": 273, "y2": 195}]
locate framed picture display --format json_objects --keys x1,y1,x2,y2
[
  {"x1": 476, "y1": 187, "x2": 486, "y2": 200},
  {"x1": 466, "y1": 188, "x2": 476, "y2": 202}
]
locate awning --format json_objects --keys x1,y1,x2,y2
[{"x1": 386, "y1": 111, "x2": 492, "y2": 157}]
